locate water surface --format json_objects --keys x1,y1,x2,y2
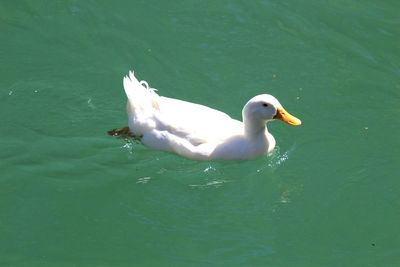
[{"x1": 1, "y1": 1, "x2": 399, "y2": 266}]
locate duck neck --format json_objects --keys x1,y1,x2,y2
[{"x1": 243, "y1": 117, "x2": 268, "y2": 138}]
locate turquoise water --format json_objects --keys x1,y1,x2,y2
[{"x1": 1, "y1": 1, "x2": 399, "y2": 266}]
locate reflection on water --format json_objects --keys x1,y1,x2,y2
[
  {"x1": 119, "y1": 137, "x2": 299, "y2": 190},
  {"x1": 121, "y1": 138, "x2": 141, "y2": 158},
  {"x1": 266, "y1": 146, "x2": 291, "y2": 171},
  {"x1": 187, "y1": 163, "x2": 231, "y2": 188},
  {"x1": 189, "y1": 179, "x2": 230, "y2": 189},
  {"x1": 136, "y1": 176, "x2": 151, "y2": 184}
]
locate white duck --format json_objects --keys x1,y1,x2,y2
[{"x1": 114, "y1": 71, "x2": 301, "y2": 160}]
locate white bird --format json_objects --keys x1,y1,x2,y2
[{"x1": 110, "y1": 71, "x2": 301, "y2": 160}]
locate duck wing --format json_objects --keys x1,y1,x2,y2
[{"x1": 155, "y1": 96, "x2": 243, "y2": 145}]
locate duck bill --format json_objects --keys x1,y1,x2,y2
[{"x1": 274, "y1": 107, "x2": 302, "y2": 126}]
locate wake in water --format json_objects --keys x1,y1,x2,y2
[{"x1": 256, "y1": 145, "x2": 297, "y2": 173}]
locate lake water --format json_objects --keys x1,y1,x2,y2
[{"x1": 1, "y1": 1, "x2": 399, "y2": 266}]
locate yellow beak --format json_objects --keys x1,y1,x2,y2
[{"x1": 274, "y1": 107, "x2": 302, "y2": 126}]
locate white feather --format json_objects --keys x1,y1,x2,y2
[{"x1": 122, "y1": 70, "x2": 301, "y2": 160}]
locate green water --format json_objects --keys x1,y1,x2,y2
[{"x1": 1, "y1": 1, "x2": 399, "y2": 266}]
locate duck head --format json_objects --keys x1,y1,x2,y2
[{"x1": 242, "y1": 94, "x2": 301, "y2": 136}]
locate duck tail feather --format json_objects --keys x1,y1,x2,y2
[{"x1": 123, "y1": 70, "x2": 159, "y2": 111}]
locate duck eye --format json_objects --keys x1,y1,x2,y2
[{"x1": 262, "y1": 103, "x2": 269, "y2": 107}]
